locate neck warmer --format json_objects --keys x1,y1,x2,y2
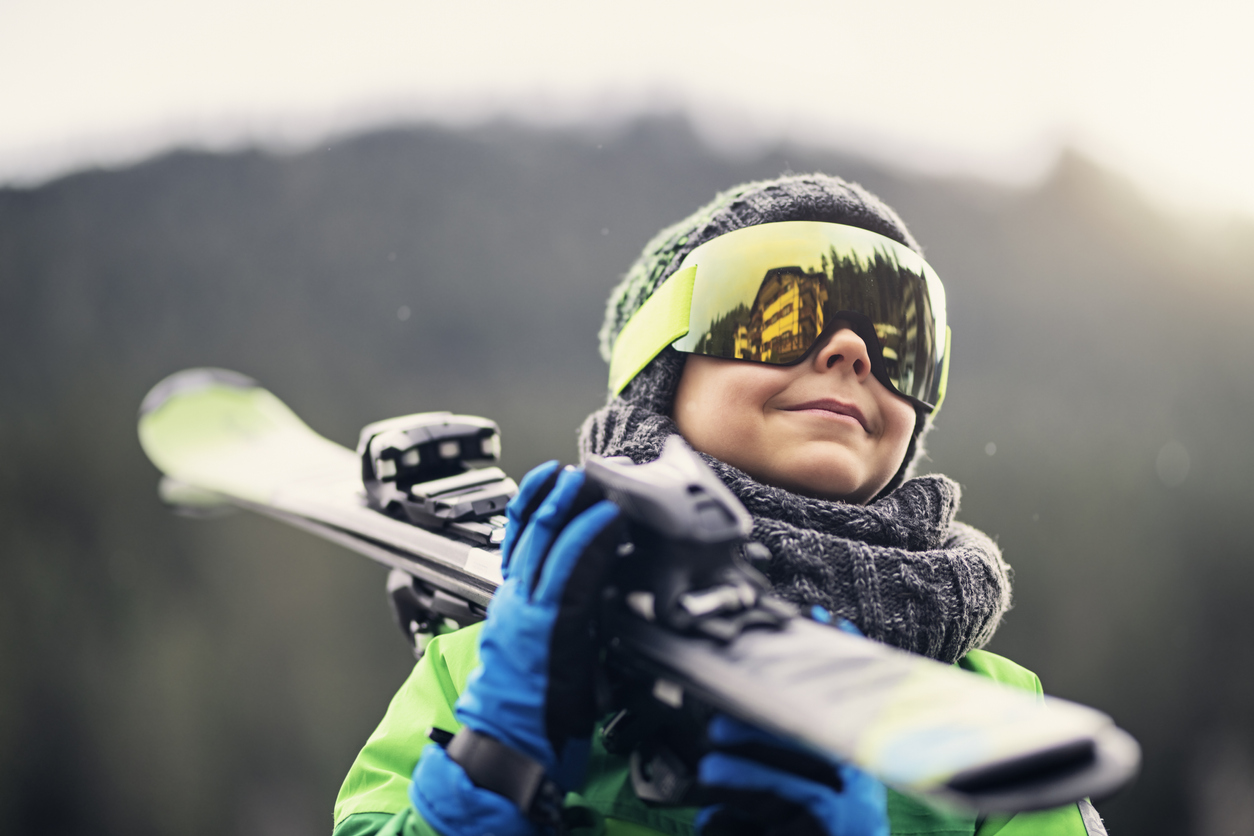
[{"x1": 578, "y1": 400, "x2": 1011, "y2": 664}]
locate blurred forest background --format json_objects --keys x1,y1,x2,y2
[{"x1": 2, "y1": 116, "x2": 1253, "y2": 835}]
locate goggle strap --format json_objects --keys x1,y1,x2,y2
[
  {"x1": 932, "y1": 326, "x2": 952, "y2": 415},
  {"x1": 608, "y1": 265, "x2": 697, "y2": 394}
]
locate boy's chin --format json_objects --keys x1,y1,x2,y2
[{"x1": 755, "y1": 455, "x2": 889, "y2": 505}]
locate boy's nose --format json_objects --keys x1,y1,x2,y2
[{"x1": 813, "y1": 326, "x2": 873, "y2": 381}]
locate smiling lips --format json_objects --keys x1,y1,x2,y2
[{"x1": 782, "y1": 399, "x2": 869, "y2": 432}]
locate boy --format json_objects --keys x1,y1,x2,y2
[{"x1": 332, "y1": 175, "x2": 1105, "y2": 835}]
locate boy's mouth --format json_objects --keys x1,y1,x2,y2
[{"x1": 782, "y1": 399, "x2": 869, "y2": 432}]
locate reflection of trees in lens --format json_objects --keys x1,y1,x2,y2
[
  {"x1": 697, "y1": 302, "x2": 751, "y2": 357},
  {"x1": 825, "y1": 245, "x2": 934, "y2": 399}
]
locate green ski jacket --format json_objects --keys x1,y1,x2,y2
[{"x1": 333, "y1": 624, "x2": 1106, "y2": 836}]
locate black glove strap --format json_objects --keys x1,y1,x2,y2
[{"x1": 439, "y1": 727, "x2": 565, "y2": 830}]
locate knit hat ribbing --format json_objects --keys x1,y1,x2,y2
[{"x1": 598, "y1": 173, "x2": 934, "y2": 498}]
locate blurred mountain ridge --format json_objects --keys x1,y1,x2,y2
[{"x1": 1, "y1": 114, "x2": 1252, "y2": 836}]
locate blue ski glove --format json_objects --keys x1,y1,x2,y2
[
  {"x1": 499, "y1": 459, "x2": 563, "y2": 581},
  {"x1": 696, "y1": 715, "x2": 889, "y2": 836},
  {"x1": 411, "y1": 466, "x2": 622, "y2": 836}
]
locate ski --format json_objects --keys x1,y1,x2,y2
[{"x1": 138, "y1": 368, "x2": 1139, "y2": 813}]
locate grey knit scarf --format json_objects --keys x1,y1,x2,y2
[{"x1": 578, "y1": 397, "x2": 1011, "y2": 665}]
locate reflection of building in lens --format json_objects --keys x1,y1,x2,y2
[
  {"x1": 734, "y1": 323, "x2": 751, "y2": 358},
  {"x1": 747, "y1": 267, "x2": 828, "y2": 362}
]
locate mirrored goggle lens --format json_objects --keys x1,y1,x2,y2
[{"x1": 670, "y1": 222, "x2": 948, "y2": 408}]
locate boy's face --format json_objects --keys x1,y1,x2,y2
[{"x1": 671, "y1": 324, "x2": 918, "y2": 504}]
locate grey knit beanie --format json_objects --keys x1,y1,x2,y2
[{"x1": 598, "y1": 173, "x2": 933, "y2": 497}]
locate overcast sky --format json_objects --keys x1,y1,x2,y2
[{"x1": 5, "y1": 0, "x2": 1254, "y2": 219}]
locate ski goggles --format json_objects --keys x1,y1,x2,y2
[{"x1": 609, "y1": 221, "x2": 951, "y2": 413}]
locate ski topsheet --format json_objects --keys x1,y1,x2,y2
[
  {"x1": 138, "y1": 368, "x2": 1139, "y2": 813},
  {"x1": 138, "y1": 368, "x2": 502, "y2": 605}
]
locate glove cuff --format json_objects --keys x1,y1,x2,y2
[
  {"x1": 447, "y1": 728, "x2": 566, "y2": 827},
  {"x1": 411, "y1": 743, "x2": 539, "y2": 836}
]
